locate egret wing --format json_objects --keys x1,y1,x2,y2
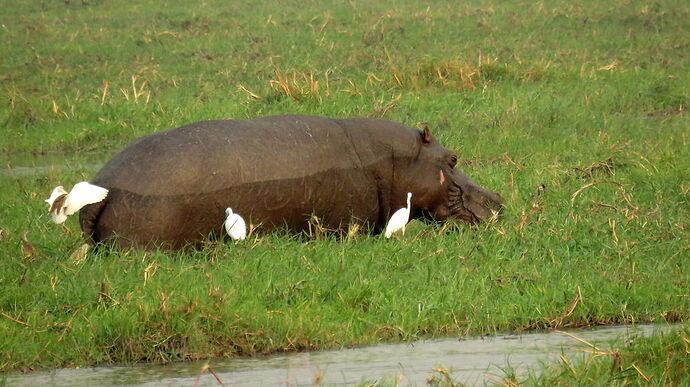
[
  {"x1": 234, "y1": 216, "x2": 247, "y2": 239},
  {"x1": 226, "y1": 214, "x2": 247, "y2": 240},
  {"x1": 64, "y1": 182, "x2": 109, "y2": 215},
  {"x1": 384, "y1": 208, "x2": 409, "y2": 237}
]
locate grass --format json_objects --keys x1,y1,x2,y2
[
  {"x1": 524, "y1": 326, "x2": 690, "y2": 386},
  {"x1": 1, "y1": 0, "x2": 688, "y2": 377}
]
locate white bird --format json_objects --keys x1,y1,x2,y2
[
  {"x1": 384, "y1": 192, "x2": 412, "y2": 238},
  {"x1": 224, "y1": 207, "x2": 246, "y2": 241},
  {"x1": 45, "y1": 182, "x2": 109, "y2": 224}
]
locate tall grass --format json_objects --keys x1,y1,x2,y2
[{"x1": 1, "y1": 0, "x2": 688, "y2": 373}]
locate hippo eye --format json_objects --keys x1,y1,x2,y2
[{"x1": 449, "y1": 154, "x2": 458, "y2": 167}]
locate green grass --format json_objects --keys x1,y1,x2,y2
[
  {"x1": 1, "y1": 0, "x2": 688, "y2": 375},
  {"x1": 522, "y1": 326, "x2": 690, "y2": 386}
]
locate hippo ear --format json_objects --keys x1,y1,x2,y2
[{"x1": 421, "y1": 125, "x2": 432, "y2": 144}]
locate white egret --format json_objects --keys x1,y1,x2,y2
[
  {"x1": 45, "y1": 182, "x2": 109, "y2": 224},
  {"x1": 224, "y1": 207, "x2": 246, "y2": 241},
  {"x1": 384, "y1": 192, "x2": 412, "y2": 238}
]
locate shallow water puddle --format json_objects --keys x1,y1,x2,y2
[
  {"x1": 6, "y1": 324, "x2": 681, "y2": 386},
  {"x1": 0, "y1": 152, "x2": 111, "y2": 177}
]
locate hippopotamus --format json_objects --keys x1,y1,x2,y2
[{"x1": 80, "y1": 115, "x2": 502, "y2": 249}]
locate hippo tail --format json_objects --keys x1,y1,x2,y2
[{"x1": 79, "y1": 198, "x2": 107, "y2": 244}]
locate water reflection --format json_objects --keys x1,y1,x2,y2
[{"x1": 5, "y1": 324, "x2": 680, "y2": 386}]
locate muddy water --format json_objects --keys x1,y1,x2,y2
[{"x1": 5, "y1": 324, "x2": 680, "y2": 386}]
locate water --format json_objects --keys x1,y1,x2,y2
[
  {"x1": 0, "y1": 152, "x2": 111, "y2": 177},
  {"x1": 5, "y1": 324, "x2": 681, "y2": 386}
]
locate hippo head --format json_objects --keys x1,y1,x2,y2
[{"x1": 398, "y1": 127, "x2": 503, "y2": 224}]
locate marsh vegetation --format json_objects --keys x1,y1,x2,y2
[{"x1": 1, "y1": 0, "x2": 688, "y2": 381}]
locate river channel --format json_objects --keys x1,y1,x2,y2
[{"x1": 5, "y1": 323, "x2": 681, "y2": 386}]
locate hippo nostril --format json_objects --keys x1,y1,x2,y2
[{"x1": 486, "y1": 192, "x2": 504, "y2": 212}]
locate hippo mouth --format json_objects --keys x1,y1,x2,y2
[{"x1": 447, "y1": 170, "x2": 503, "y2": 223}]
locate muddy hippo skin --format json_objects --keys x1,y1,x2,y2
[{"x1": 80, "y1": 115, "x2": 502, "y2": 249}]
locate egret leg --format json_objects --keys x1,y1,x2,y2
[{"x1": 61, "y1": 224, "x2": 73, "y2": 236}]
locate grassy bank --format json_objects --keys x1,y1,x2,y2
[
  {"x1": 1, "y1": 0, "x2": 688, "y2": 373},
  {"x1": 523, "y1": 326, "x2": 690, "y2": 386}
]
